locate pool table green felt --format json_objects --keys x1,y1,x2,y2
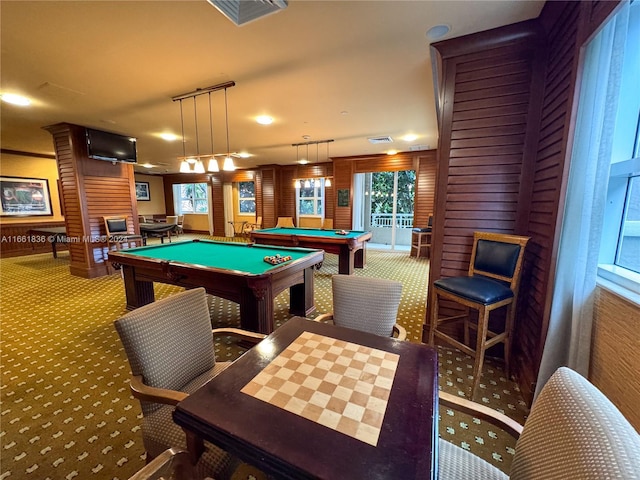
[
  {"x1": 108, "y1": 240, "x2": 324, "y2": 334},
  {"x1": 249, "y1": 227, "x2": 372, "y2": 275},
  {"x1": 122, "y1": 240, "x2": 312, "y2": 274}
]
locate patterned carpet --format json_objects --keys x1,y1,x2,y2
[{"x1": 0, "y1": 234, "x2": 529, "y2": 479}]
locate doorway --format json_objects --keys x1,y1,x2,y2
[{"x1": 353, "y1": 170, "x2": 415, "y2": 250}]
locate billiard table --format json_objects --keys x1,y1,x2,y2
[
  {"x1": 27, "y1": 226, "x2": 68, "y2": 258},
  {"x1": 249, "y1": 227, "x2": 372, "y2": 275},
  {"x1": 107, "y1": 239, "x2": 324, "y2": 334}
]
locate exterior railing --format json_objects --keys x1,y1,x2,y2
[{"x1": 370, "y1": 213, "x2": 414, "y2": 228}]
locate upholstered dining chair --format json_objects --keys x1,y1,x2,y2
[
  {"x1": 428, "y1": 231, "x2": 529, "y2": 398},
  {"x1": 243, "y1": 216, "x2": 262, "y2": 235},
  {"x1": 438, "y1": 367, "x2": 640, "y2": 479},
  {"x1": 315, "y1": 275, "x2": 406, "y2": 340},
  {"x1": 104, "y1": 215, "x2": 144, "y2": 251},
  {"x1": 176, "y1": 215, "x2": 185, "y2": 235},
  {"x1": 275, "y1": 216, "x2": 295, "y2": 228},
  {"x1": 127, "y1": 448, "x2": 195, "y2": 480},
  {"x1": 114, "y1": 288, "x2": 265, "y2": 479}
]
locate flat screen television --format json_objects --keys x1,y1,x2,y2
[{"x1": 85, "y1": 128, "x2": 137, "y2": 163}]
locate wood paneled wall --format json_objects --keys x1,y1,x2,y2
[
  {"x1": 44, "y1": 123, "x2": 138, "y2": 278},
  {"x1": 278, "y1": 166, "x2": 297, "y2": 224},
  {"x1": 256, "y1": 167, "x2": 276, "y2": 229},
  {"x1": 590, "y1": 287, "x2": 640, "y2": 431},
  {"x1": 0, "y1": 221, "x2": 67, "y2": 257},
  {"x1": 332, "y1": 158, "x2": 355, "y2": 230},
  {"x1": 414, "y1": 151, "x2": 438, "y2": 228},
  {"x1": 427, "y1": 0, "x2": 620, "y2": 401}
]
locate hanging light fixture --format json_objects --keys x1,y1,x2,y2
[
  {"x1": 178, "y1": 99, "x2": 192, "y2": 173},
  {"x1": 291, "y1": 138, "x2": 335, "y2": 187},
  {"x1": 303, "y1": 144, "x2": 311, "y2": 187},
  {"x1": 172, "y1": 81, "x2": 236, "y2": 173},
  {"x1": 206, "y1": 92, "x2": 219, "y2": 172},
  {"x1": 222, "y1": 87, "x2": 236, "y2": 171},
  {"x1": 192, "y1": 96, "x2": 206, "y2": 174},
  {"x1": 325, "y1": 140, "x2": 332, "y2": 187}
]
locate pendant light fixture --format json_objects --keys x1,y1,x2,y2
[
  {"x1": 207, "y1": 92, "x2": 219, "y2": 172},
  {"x1": 325, "y1": 140, "x2": 332, "y2": 187},
  {"x1": 303, "y1": 144, "x2": 311, "y2": 188},
  {"x1": 178, "y1": 99, "x2": 191, "y2": 173},
  {"x1": 222, "y1": 87, "x2": 236, "y2": 171},
  {"x1": 293, "y1": 145, "x2": 301, "y2": 187},
  {"x1": 192, "y1": 96, "x2": 206, "y2": 174},
  {"x1": 291, "y1": 139, "x2": 334, "y2": 188},
  {"x1": 172, "y1": 81, "x2": 236, "y2": 173}
]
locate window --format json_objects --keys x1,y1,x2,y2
[
  {"x1": 296, "y1": 178, "x2": 324, "y2": 216},
  {"x1": 238, "y1": 181, "x2": 256, "y2": 214},
  {"x1": 173, "y1": 183, "x2": 208, "y2": 214},
  {"x1": 598, "y1": 1, "x2": 640, "y2": 295}
]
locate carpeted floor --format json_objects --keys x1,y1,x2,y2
[{"x1": 0, "y1": 234, "x2": 529, "y2": 479}]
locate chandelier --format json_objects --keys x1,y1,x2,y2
[
  {"x1": 172, "y1": 81, "x2": 237, "y2": 173},
  {"x1": 292, "y1": 139, "x2": 334, "y2": 188}
]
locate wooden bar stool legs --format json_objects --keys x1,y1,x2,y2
[{"x1": 428, "y1": 231, "x2": 529, "y2": 399}]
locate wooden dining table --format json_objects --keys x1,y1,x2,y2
[{"x1": 173, "y1": 316, "x2": 439, "y2": 479}]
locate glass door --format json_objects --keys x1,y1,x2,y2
[{"x1": 356, "y1": 170, "x2": 415, "y2": 250}]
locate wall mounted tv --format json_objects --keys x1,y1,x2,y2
[{"x1": 85, "y1": 128, "x2": 137, "y2": 163}]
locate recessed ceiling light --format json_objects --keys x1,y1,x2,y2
[
  {"x1": 159, "y1": 133, "x2": 179, "y2": 141},
  {"x1": 256, "y1": 115, "x2": 273, "y2": 125},
  {"x1": 402, "y1": 134, "x2": 418, "y2": 142},
  {"x1": 426, "y1": 24, "x2": 451, "y2": 40},
  {"x1": 236, "y1": 152, "x2": 252, "y2": 158},
  {"x1": 142, "y1": 163, "x2": 154, "y2": 169},
  {"x1": 386, "y1": 150, "x2": 398, "y2": 155},
  {"x1": 1, "y1": 93, "x2": 31, "y2": 106},
  {"x1": 298, "y1": 159, "x2": 309, "y2": 165}
]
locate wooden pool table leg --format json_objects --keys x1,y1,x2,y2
[
  {"x1": 240, "y1": 284, "x2": 274, "y2": 334},
  {"x1": 122, "y1": 265, "x2": 155, "y2": 310},
  {"x1": 354, "y1": 247, "x2": 366, "y2": 269},
  {"x1": 338, "y1": 247, "x2": 355, "y2": 275},
  {"x1": 289, "y1": 267, "x2": 316, "y2": 316}
]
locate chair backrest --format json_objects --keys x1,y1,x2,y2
[
  {"x1": 276, "y1": 216, "x2": 295, "y2": 228},
  {"x1": 322, "y1": 218, "x2": 334, "y2": 230},
  {"x1": 255, "y1": 216, "x2": 262, "y2": 228},
  {"x1": 176, "y1": 215, "x2": 184, "y2": 226},
  {"x1": 510, "y1": 367, "x2": 640, "y2": 479},
  {"x1": 104, "y1": 216, "x2": 130, "y2": 235},
  {"x1": 469, "y1": 231, "x2": 529, "y2": 291},
  {"x1": 298, "y1": 217, "x2": 322, "y2": 228},
  {"x1": 114, "y1": 288, "x2": 215, "y2": 414},
  {"x1": 166, "y1": 215, "x2": 178, "y2": 225},
  {"x1": 330, "y1": 275, "x2": 403, "y2": 337}
]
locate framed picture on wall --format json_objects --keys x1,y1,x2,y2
[
  {"x1": 0, "y1": 176, "x2": 53, "y2": 216},
  {"x1": 337, "y1": 189, "x2": 349, "y2": 207},
  {"x1": 135, "y1": 181, "x2": 150, "y2": 201}
]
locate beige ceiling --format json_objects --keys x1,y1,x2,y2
[{"x1": 0, "y1": 0, "x2": 544, "y2": 174}]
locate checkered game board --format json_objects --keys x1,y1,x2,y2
[{"x1": 241, "y1": 331, "x2": 400, "y2": 446}]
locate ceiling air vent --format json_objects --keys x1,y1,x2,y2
[
  {"x1": 367, "y1": 136, "x2": 394, "y2": 144},
  {"x1": 207, "y1": 0, "x2": 288, "y2": 26}
]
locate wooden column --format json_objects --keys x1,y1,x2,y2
[{"x1": 44, "y1": 122, "x2": 138, "y2": 278}]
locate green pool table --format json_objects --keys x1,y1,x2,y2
[
  {"x1": 108, "y1": 239, "x2": 324, "y2": 334},
  {"x1": 249, "y1": 227, "x2": 372, "y2": 275}
]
